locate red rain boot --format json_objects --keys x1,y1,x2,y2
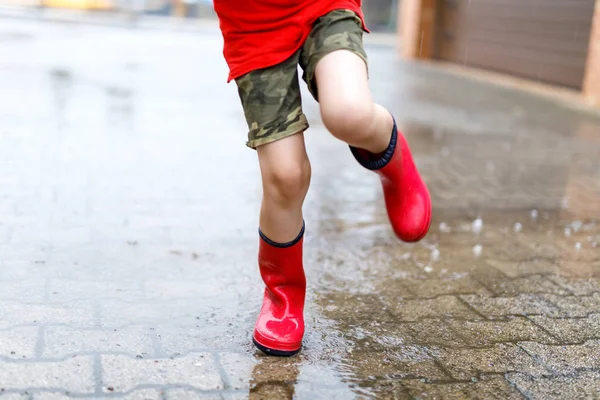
[
  {"x1": 350, "y1": 118, "x2": 431, "y2": 242},
  {"x1": 253, "y1": 223, "x2": 306, "y2": 356}
]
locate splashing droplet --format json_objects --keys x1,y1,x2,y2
[
  {"x1": 513, "y1": 222, "x2": 522, "y2": 233},
  {"x1": 439, "y1": 222, "x2": 451, "y2": 233},
  {"x1": 431, "y1": 248, "x2": 440, "y2": 262},
  {"x1": 571, "y1": 220, "x2": 583, "y2": 233},
  {"x1": 564, "y1": 228, "x2": 572, "y2": 237},
  {"x1": 472, "y1": 218, "x2": 483, "y2": 235},
  {"x1": 473, "y1": 245, "x2": 483, "y2": 257},
  {"x1": 575, "y1": 242, "x2": 582, "y2": 250},
  {"x1": 424, "y1": 265, "x2": 433, "y2": 273},
  {"x1": 530, "y1": 209, "x2": 538, "y2": 219}
]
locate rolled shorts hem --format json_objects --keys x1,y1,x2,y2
[{"x1": 246, "y1": 118, "x2": 310, "y2": 149}]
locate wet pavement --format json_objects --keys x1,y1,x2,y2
[{"x1": 0, "y1": 14, "x2": 600, "y2": 400}]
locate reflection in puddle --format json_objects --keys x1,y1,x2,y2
[{"x1": 302, "y1": 108, "x2": 600, "y2": 397}]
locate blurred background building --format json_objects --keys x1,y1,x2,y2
[
  {"x1": 2, "y1": 0, "x2": 598, "y2": 107},
  {"x1": 399, "y1": 0, "x2": 600, "y2": 107}
]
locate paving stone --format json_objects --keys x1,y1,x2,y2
[
  {"x1": 349, "y1": 346, "x2": 450, "y2": 380},
  {"x1": 348, "y1": 322, "x2": 416, "y2": 352},
  {"x1": 0, "y1": 356, "x2": 94, "y2": 392},
  {"x1": 101, "y1": 353, "x2": 222, "y2": 392},
  {"x1": 0, "y1": 301, "x2": 95, "y2": 329},
  {"x1": 507, "y1": 370, "x2": 600, "y2": 400},
  {"x1": 518, "y1": 341, "x2": 600, "y2": 374},
  {"x1": 247, "y1": 355, "x2": 302, "y2": 389},
  {"x1": 0, "y1": 281, "x2": 46, "y2": 302},
  {"x1": 47, "y1": 279, "x2": 146, "y2": 303},
  {"x1": 0, "y1": 260, "x2": 52, "y2": 281},
  {"x1": 43, "y1": 326, "x2": 155, "y2": 358},
  {"x1": 319, "y1": 292, "x2": 395, "y2": 324},
  {"x1": 33, "y1": 390, "x2": 163, "y2": 399},
  {"x1": 541, "y1": 294, "x2": 600, "y2": 317},
  {"x1": 347, "y1": 380, "x2": 411, "y2": 400},
  {"x1": 459, "y1": 294, "x2": 561, "y2": 318},
  {"x1": 8, "y1": 226, "x2": 91, "y2": 246},
  {"x1": 529, "y1": 314, "x2": 600, "y2": 342},
  {"x1": 486, "y1": 259, "x2": 564, "y2": 278},
  {"x1": 481, "y1": 275, "x2": 570, "y2": 296},
  {"x1": 293, "y1": 364, "x2": 359, "y2": 398},
  {"x1": 249, "y1": 383, "x2": 296, "y2": 400},
  {"x1": 222, "y1": 393, "x2": 251, "y2": 400},
  {"x1": 403, "y1": 375, "x2": 525, "y2": 399},
  {"x1": 430, "y1": 343, "x2": 549, "y2": 380},
  {"x1": 0, "y1": 326, "x2": 39, "y2": 359},
  {"x1": 446, "y1": 316, "x2": 556, "y2": 346},
  {"x1": 372, "y1": 278, "x2": 417, "y2": 300},
  {"x1": 154, "y1": 316, "x2": 253, "y2": 356},
  {"x1": 547, "y1": 276, "x2": 600, "y2": 296},
  {"x1": 405, "y1": 319, "x2": 469, "y2": 346},
  {"x1": 98, "y1": 299, "x2": 200, "y2": 327},
  {"x1": 165, "y1": 389, "x2": 222, "y2": 399},
  {"x1": 400, "y1": 275, "x2": 492, "y2": 298},
  {"x1": 299, "y1": 381, "x2": 361, "y2": 400},
  {"x1": 144, "y1": 279, "x2": 226, "y2": 300},
  {"x1": 0, "y1": 393, "x2": 29, "y2": 400},
  {"x1": 218, "y1": 352, "x2": 255, "y2": 390},
  {"x1": 388, "y1": 295, "x2": 481, "y2": 321}
]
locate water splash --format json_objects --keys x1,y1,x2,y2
[
  {"x1": 473, "y1": 244, "x2": 483, "y2": 257},
  {"x1": 530, "y1": 209, "x2": 538, "y2": 219},
  {"x1": 439, "y1": 222, "x2": 451, "y2": 233},
  {"x1": 472, "y1": 218, "x2": 483, "y2": 235},
  {"x1": 570, "y1": 221, "x2": 583, "y2": 233},
  {"x1": 514, "y1": 222, "x2": 523, "y2": 233}
]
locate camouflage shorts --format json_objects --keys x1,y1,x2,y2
[{"x1": 235, "y1": 9, "x2": 368, "y2": 149}]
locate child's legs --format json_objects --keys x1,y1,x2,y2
[
  {"x1": 301, "y1": 10, "x2": 393, "y2": 154},
  {"x1": 257, "y1": 135, "x2": 310, "y2": 243},
  {"x1": 235, "y1": 53, "x2": 311, "y2": 243}
]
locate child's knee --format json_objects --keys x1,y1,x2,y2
[
  {"x1": 320, "y1": 97, "x2": 375, "y2": 144},
  {"x1": 263, "y1": 157, "x2": 311, "y2": 204}
]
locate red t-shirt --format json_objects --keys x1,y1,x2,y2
[{"x1": 213, "y1": 0, "x2": 368, "y2": 82}]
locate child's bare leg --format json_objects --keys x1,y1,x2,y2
[
  {"x1": 301, "y1": 9, "x2": 431, "y2": 242},
  {"x1": 257, "y1": 133, "x2": 310, "y2": 242},
  {"x1": 235, "y1": 51, "x2": 311, "y2": 356},
  {"x1": 316, "y1": 49, "x2": 393, "y2": 155}
]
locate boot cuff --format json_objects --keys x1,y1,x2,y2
[
  {"x1": 259, "y1": 221, "x2": 305, "y2": 248},
  {"x1": 349, "y1": 117, "x2": 398, "y2": 171}
]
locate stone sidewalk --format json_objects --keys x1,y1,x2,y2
[{"x1": 0, "y1": 14, "x2": 599, "y2": 400}]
